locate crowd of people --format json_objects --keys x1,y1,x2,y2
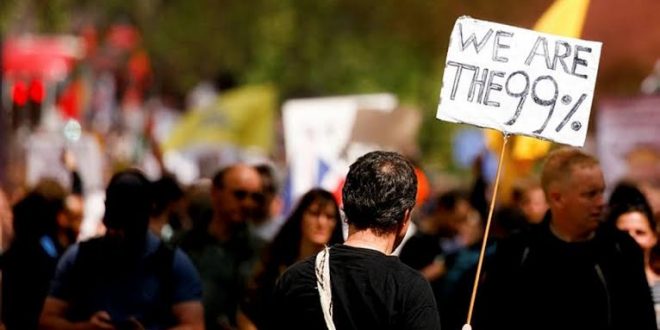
[{"x1": 1, "y1": 145, "x2": 660, "y2": 330}]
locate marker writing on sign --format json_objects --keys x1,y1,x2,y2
[
  {"x1": 445, "y1": 63, "x2": 588, "y2": 134},
  {"x1": 458, "y1": 23, "x2": 593, "y2": 79},
  {"x1": 443, "y1": 24, "x2": 595, "y2": 134}
]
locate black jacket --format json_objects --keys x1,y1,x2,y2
[{"x1": 476, "y1": 217, "x2": 656, "y2": 330}]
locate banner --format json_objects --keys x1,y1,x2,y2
[
  {"x1": 437, "y1": 17, "x2": 602, "y2": 147},
  {"x1": 164, "y1": 84, "x2": 276, "y2": 153},
  {"x1": 597, "y1": 96, "x2": 660, "y2": 186}
]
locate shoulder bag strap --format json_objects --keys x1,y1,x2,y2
[{"x1": 315, "y1": 245, "x2": 336, "y2": 330}]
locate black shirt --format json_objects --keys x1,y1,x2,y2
[{"x1": 268, "y1": 244, "x2": 441, "y2": 330}]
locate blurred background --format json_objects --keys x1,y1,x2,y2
[
  {"x1": 1, "y1": 0, "x2": 659, "y2": 216},
  {"x1": 2, "y1": 2, "x2": 660, "y2": 329}
]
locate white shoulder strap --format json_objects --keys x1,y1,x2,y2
[{"x1": 315, "y1": 246, "x2": 336, "y2": 330}]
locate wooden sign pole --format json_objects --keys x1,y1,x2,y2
[{"x1": 463, "y1": 133, "x2": 510, "y2": 330}]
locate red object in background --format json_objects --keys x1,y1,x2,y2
[
  {"x1": 123, "y1": 49, "x2": 151, "y2": 106},
  {"x1": 580, "y1": 0, "x2": 660, "y2": 91},
  {"x1": 58, "y1": 80, "x2": 81, "y2": 119},
  {"x1": 331, "y1": 166, "x2": 430, "y2": 207},
  {"x1": 332, "y1": 178, "x2": 345, "y2": 206},
  {"x1": 107, "y1": 24, "x2": 140, "y2": 51},
  {"x1": 80, "y1": 25, "x2": 98, "y2": 57},
  {"x1": 128, "y1": 49, "x2": 150, "y2": 83},
  {"x1": 2, "y1": 36, "x2": 83, "y2": 80},
  {"x1": 29, "y1": 79, "x2": 45, "y2": 103},
  {"x1": 415, "y1": 167, "x2": 430, "y2": 206},
  {"x1": 12, "y1": 81, "x2": 28, "y2": 107}
]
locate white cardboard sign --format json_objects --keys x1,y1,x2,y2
[{"x1": 436, "y1": 17, "x2": 602, "y2": 147}]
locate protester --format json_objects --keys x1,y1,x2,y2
[
  {"x1": 515, "y1": 178, "x2": 548, "y2": 225},
  {"x1": 61, "y1": 194, "x2": 84, "y2": 245},
  {"x1": 398, "y1": 189, "x2": 482, "y2": 329},
  {"x1": 39, "y1": 169, "x2": 204, "y2": 329},
  {"x1": 32, "y1": 179, "x2": 78, "y2": 250},
  {"x1": 238, "y1": 188, "x2": 344, "y2": 330},
  {"x1": 606, "y1": 182, "x2": 660, "y2": 329},
  {"x1": 2, "y1": 188, "x2": 65, "y2": 330},
  {"x1": 490, "y1": 177, "x2": 548, "y2": 241},
  {"x1": 400, "y1": 189, "x2": 477, "y2": 277},
  {"x1": 267, "y1": 150, "x2": 441, "y2": 330},
  {"x1": 249, "y1": 164, "x2": 285, "y2": 242},
  {"x1": 179, "y1": 164, "x2": 265, "y2": 330},
  {"x1": 150, "y1": 174, "x2": 185, "y2": 243},
  {"x1": 477, "y1": 147, "x2": 656, "y2": 330},
  {"x1": 180, "y1": 178, "x2": 214, "y2": 238},
  {"x1": 437, "y1": 209, "x2": 489, "y2": 330}
]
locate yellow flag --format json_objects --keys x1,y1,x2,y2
[
  {"x1": 164, "y1": 84, "x2": 277, "y2": 153},
  {"x1": 534, "y1": 0, "x2": 590, "y2": 36}
]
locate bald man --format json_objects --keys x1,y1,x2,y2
[{"x1": 179, "y1": 164, "x2": 266, "y2": 330}]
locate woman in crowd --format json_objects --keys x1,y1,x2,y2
[
  {"x1": 606, "y1": 182, "x2": 660, "y2": 329},
  {"x1": 237, "y1": 188, "x2": 344, "y2": 330}
]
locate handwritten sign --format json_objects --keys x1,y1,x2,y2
[{"x1": 436, "y1": 17, "x2": 602, "y2": 147}]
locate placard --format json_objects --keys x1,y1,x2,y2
[
  {"x1": 282, "y1": 94, "x2": 397, "y2": 203},
  {"x1": 437, "y1": 17, "x2": 602, "y2": 147}
]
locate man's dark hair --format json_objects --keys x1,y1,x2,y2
[
  {"x1": 254, "y1": 164, "x2": 279, "y2": 222},
  {"x1": 255, "y1": 164, "x2": 279, "y2": 197},
  {"x1": 436, "y1": 189, "x2": 469, "y2": 212},
  {"x1": 211, "y1": 167, "x2": 229, "y2": 190},
  {"x1": 103, "y1": 169, "x2": 152, "y2": 233},
  {"x1": 342, "y1": 151, "x2": 417, "y2": 235},
  {"x1": 152, "y1": 175, "x2": 184, "y2": 217}
]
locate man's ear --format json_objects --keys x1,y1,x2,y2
[
  {"x1": 392, "y1": 208, "x2": 414, "y2": 253},
  {"x1": 399, "y1": 209, "x2": 413, "y2": 234},
  {"x1": 545, "y1": 183, "x2": 563, "y2": 206},
  {"x1": 403, "y1": 209, "x2": 412, "y2": 224}
]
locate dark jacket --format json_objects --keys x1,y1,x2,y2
[{"x1": 476, "y1": 217, "x2": 656, "y2": 330}]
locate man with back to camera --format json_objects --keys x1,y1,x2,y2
[
  {"x1": 477, "y1": 147, "x2": 656, "y2": 330},
  {"x1": 39, "y1": 169, "x2": 204, "y2": 330},
  {"x1": 267, "y1": 150, "x2": 441, "y2": 330}
]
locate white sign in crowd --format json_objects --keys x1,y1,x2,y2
[
  {"x1": 437, "y1": 17, "x2": 602, "y2": 147},
  {"x1": 282, "y1": 94, "x2": 398, "y2": 202}
]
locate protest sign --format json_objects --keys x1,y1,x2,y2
[
  {"x1": 597, "y1": 96, "x2": 660, "y2": 186},
  {"x1": 282, "y1": 94, "x2": 397, "y2": 206},
  {"x1": 437, "y1": 16, "x2": 602, "y2": 147}
]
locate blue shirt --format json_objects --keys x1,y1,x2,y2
[{"x1": 50, "y1": 232, "x2": 202, "y2": 329}]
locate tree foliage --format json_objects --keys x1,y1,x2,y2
[{"x1": 0, "y1": 0, "x2": 553, "y2": 166}]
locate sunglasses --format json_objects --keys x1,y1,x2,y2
[{"x1": 232, "y1": 189, "x2": 266, "y2": 203}]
